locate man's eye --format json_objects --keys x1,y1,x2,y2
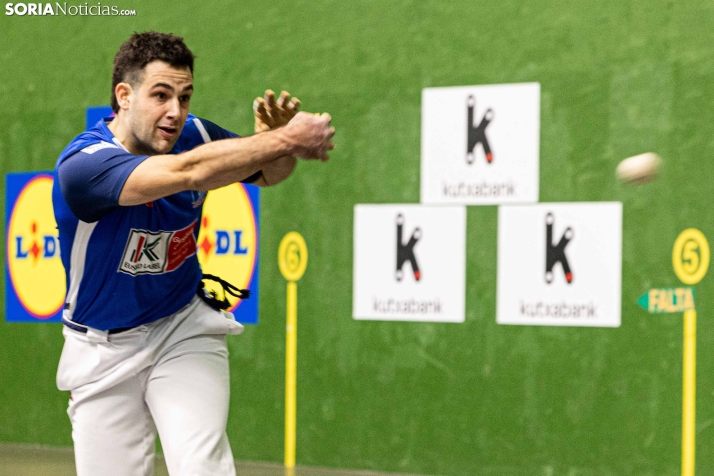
[
  {"x1": 180, "y1": 95, "x2": 191, "y2": 102},
  {"x1": 156, "y1": 92, "x2": 167, "y2": 100}
]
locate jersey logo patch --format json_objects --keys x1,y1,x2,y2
[
  {"x1": 118, "y1": 221, "x2": 197, "y2": 276},
  {"x1": 81, "y1": 141, "x2": 118, "y2": 155}
]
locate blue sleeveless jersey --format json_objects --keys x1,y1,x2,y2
[{"x1": 52, "y1": 114, "x2": 245, "y2": 331}]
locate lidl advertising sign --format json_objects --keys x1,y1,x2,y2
[
  {"x1": 198, "y1": 183, "x2": 260, "y2": 324},
  {"x1": 5, "y1": 172, "x2": 65, "y2": 322}
]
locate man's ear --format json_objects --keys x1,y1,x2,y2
[{"x1": 114, "y1": 82, "x2": 134, "y2": 111}]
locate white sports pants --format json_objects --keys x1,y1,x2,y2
[{"x1": 56, "y1": 296, "x2": 245, "y2": 476}]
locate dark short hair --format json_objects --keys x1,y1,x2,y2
[{"x1": 111, "y1": 31, "x2": 195, "y2": 112}]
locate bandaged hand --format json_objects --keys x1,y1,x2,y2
[{"x1": 253, "y1": 90, "x2": 300, "y2": 133}]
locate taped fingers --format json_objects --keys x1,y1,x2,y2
[
  {"x1": 259, "y1": 89, "x2": 300, "y2": 128},
  {"x1": 253, "y1": 98, "x2": 268, "y2": 117},
  {"x1": 285, "y1": 98, "x2": 300, "y2": 116},
  {"x1": 264, "y1": 89, "x2": 276, "y2": 113},
  {"x1": 277, "y1": 90, "x2": 291, "y2": 108},
  {"x1": 277, "y1": 93, "x2": 299, "y2": 123},
  {"x1": 253, "y1": 97, "x2": 273, "y2": 133}
]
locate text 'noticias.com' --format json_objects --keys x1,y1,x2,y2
[{"x1": 5, "y1": 3, "x2": 136, "y2": 16}]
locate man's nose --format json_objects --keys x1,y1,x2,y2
[{"x1": 166, "y1": 98, "x2": 180, "y2": 119}]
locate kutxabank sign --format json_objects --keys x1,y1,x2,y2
[
  {"x1": 497, "y1": 202, "x2": 622, "y2": 327},
  {"x1": 353, "y1": 205, "x2": 466, "y2": 323},
  {"x1": 421, "y1": 83, "x2": 540, "y2": 205}
]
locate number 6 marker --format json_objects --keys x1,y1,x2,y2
[{"x1": 278, "y1": 232, "x2": 308, "y2": 469}]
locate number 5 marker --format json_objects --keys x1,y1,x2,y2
[{"x1": 672, "y1": 229, "x2": 709, "y2": 476}]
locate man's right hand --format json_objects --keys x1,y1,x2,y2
[{"x1": 281, "y1": 112, "x2": 335, "y2": 161}]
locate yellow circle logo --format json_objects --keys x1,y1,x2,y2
[
  {"x1": 278, "y1": 232, "x2": 308, "y2": 282},
  {"x1": 673, "y1": 228, "x2": 710, "y2": 285},
  {"x1": 196, "y1": 184, "x2": 257, "y2": 311},
  {"x1": 6, "y1": 175, "x2": 65, "y2": 318}
]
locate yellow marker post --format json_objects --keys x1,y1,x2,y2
[
  {"x1": 278, "y1": 232, "x2": 308, "y2": 469},
  {"x1": 672, "y1": 229, "x2": 709, "y2": 476},
  {"x1": 682, "y1": 309, "x2": 696, "y2": 476}
]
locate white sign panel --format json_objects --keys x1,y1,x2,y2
[
  {"x1": 421, "y1": 83, "x2": 540, "y2": 205},
  {"x1": 353, "y1": 205, "x2": 466, "y2": 322},
  {"x1": 497, "y1": 203, "x2": 622, "y2": 327}
]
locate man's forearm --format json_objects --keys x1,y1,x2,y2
[
  {"x1": 254, "y1": 155, "x2": 297, "y2": 187},
  {"x1": 119, "y1": 111, "x2": 332, "y2": 206},
  {"x1": 183, "y1": 129, "x2": 292, "y2": 191},
  {"x1": 119, "y1": 129, "x2": 292, "y2": 206}
]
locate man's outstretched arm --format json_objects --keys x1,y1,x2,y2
[{"x1": 118, "y1": 112, "x2": 333, "y2": 206}]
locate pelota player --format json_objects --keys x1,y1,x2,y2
[{"x1": 52, "y1": 31, "x2": 334, "y2": 476}]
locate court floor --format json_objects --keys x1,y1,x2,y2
[{"x1": 0, "y1": 444, "x2": 430, "y2": 476}]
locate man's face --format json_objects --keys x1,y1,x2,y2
[{"x1": 124, "y1": 60, "x2": 193, "y2": 155}]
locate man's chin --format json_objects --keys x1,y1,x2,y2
[{"x1": 153, "y1": 138, "x2": 178, "y2": 155}]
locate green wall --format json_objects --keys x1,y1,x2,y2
[{"x1": 2, "y1": 1, "x2": 714, "y2": 474}]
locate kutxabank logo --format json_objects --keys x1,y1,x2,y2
[
  {"x1": 118, "y1": 222, "x2": 197, "y2": 276},
  {"x1": 496, "y1": 202, "x2": 622, "y2": 328},
  {"x1": 421, "y1": 83, "x2": 540, "y2": 206},
  {"x1": 353, "y1": 204, "x2": 466, "y2": 323},
  {"x1": 545, "y1": 213, "x2": 573, "y2": 284},
  {"x1": 396, "y1": 214, "x2": 421, "y2": 282},
  {"x1": 6, "y1": 173, "x2": 65, "y2": 321},
  {"x1": 466, "y1": 95, "x2": 494, "y2": 165}
]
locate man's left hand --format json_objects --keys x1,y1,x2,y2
[{"x1": 253, "y1": 90, "x2": 300, "y2": 133}]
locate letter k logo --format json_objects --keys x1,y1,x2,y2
[
  {"x1": 466, "y1": 95, "x2": 494, "y2": 165},
  {"x1": 545, "y1": 213, "x2": 573, "y2": 284},
  {"x1": 395, "y1": 214, "x2": 421, "y2": 282}
]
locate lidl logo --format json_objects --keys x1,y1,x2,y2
[
  {"x1": 196, "y1": 183, "x2": 260, "y2": 324},
  {"x1": 5, "y1": 172, "x2": 65, "y2": 322}
]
